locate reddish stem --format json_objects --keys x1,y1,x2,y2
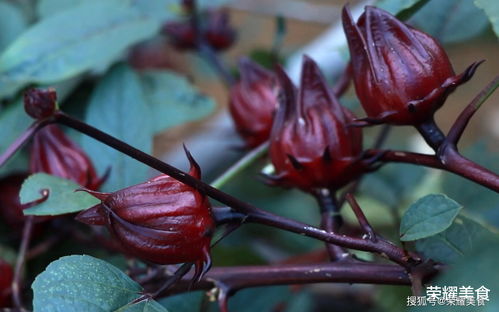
[
  {"x1": 0, "y1": 118, "x2": 52, "y2": 168},
  {"x1": 313, "y1": 188, "x2": 350, "y2": 261},
  {"x1": 447, "y1": 75, "x2": 499, "y2": 145},
  {"x1": 367, "y1": 149, "x2": 442, "y2": 169},
  {"x1": 415, "y1": 119, "x2": 499, "y2": 193},
  {"x1": 439, "y1": 144, "x2": 499, "y2": 192},
  {"x1": 345, "y1": 193, "x2": 376, "y2": 242},
  {"x1": 12, "y1": 216, "x2": 34, "y2": 310},
  {"x1": 52, "y1": 112, "x2": 415, "y2": 267},
  {"x1": 148, "y1": 262, "x2": 420, "y2": 298}
]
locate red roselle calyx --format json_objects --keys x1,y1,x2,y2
[
  {"x1": 163, "y1": 9, "x2": 235, "y2": 51},
  {"x1": 342, "y1": 6, "x2": 481, "y2": 126},
  {"x1": 0, "y1": 173, "x2": 30, "y2": 229},
  {"x1": 229, "y1": 58, "x2": 278, "y2": 148},
  {"x1": 267, "y1": 56, "x2": 365, "y2": 192},
  {"x1": 76, "y1": 149, "x2": 214, "y2": 278},
  {"x1": 0, "y1": 259, "x2": 13, "y2": 307},
  {"x1": 24, "y1": 88, "x2": 57, "y2": 120},
  {"x1": 30, "y1": 125, "x2": 104, "y2": 190}
]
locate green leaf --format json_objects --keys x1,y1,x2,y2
[
  {"x1": 160, "y1": 288, "x2": 299, "y2": 312},
  {"x1": 211, "y1": 245, "x2": 265, "y2": 266},
  {"x1": 284, "y1": 291, "x2": 313, "y2": 312},
  {"x1": 475, "y1": 0, "x2": 499, "y2": 38},
  {"x1": 0, "y1": 1, "x2": 159, "y2": 97},
  {"x1": 441, "y1": 142, "x2": 499, "y2": 228},
  {"x1": 140, "y1": 70, "x2": 216, "y2": 133},
  {"x1": 221, "y1": 164, "x2": 322, "y2": 254},
  {"x1": 343, "y1": 195, "x2": 395, "y2": 228},
  {"x1": 36, "y1": 0, "x2": 88, "y2": 18},
  {"x1": 19, "y1": 173, "x2": 99, "y2": 216},
  {"x1": 0, "y1": 244, "x2": 17, "y2": 266},
  {"x1": 359, "y1": 164, "x2": 427, "y2": 208},
  {"x1": 122, "y1": 300, "x2": 169, "y2": 312},
  {"x1": 198, "y1": 0, "x2": 234, "y2": 9},
  {"x1": 0, "y1": 1, "x2": 29, "y2": 53},
  {"x1": 228, "y1": 287, "x2": 291, "y2": 312},
  {"x1": 415, "y1": 216, "x2": 492, "y2": 264},
  {"x1": 37, "y1": 0, "x2": 179, "y2": 22},
  {"x1": 0, "y1": 99, "x2": 31, "y2": 157},
  {"x1": 376, "y1": 0, "x2": 430, "y2": 20},
  {"x1": 409, "y1": 0, "x2": 489, "y2": 43},
  {"x1": 132, "y1": 0, "x2": 178, "y2": 22},
  {"x1": 82, "y1": 64, "x2": 153, "y2": 192},
  {"x1": 410, "y1": 235, "x2": 499, "y2": 312},
  {"x1": 374, "y1": 285, "x2": 412, "y2": 312},
  {"x1": 248, "y1": 49, "x2": 284, "y2": 70},
  {"x1": 0, "y1": 150, "x2": 29, "y2": 176},
  {"x1": 157, "y1": 291, "x2": 205, "y2": 312},
  {"x1": 36, "y1": 0, "x2": 230, "y2": 27},
  {"x1": 400, "y1": 194, "x2": 462, "y2": 241},
  {"x1": 32, "y1": 255, "x2": 168, "y2": 312}
]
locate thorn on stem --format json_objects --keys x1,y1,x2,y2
[
  {"x1": 287, "y1": 154, "x2": 303, "y2": 170},
  {"x1": 150, "y1": 262, "x2": 194, "y2": 299},
  {"x1": 217, "y1": 284, "x2": 231, "y2": 312},
  {"x1": 345, "y1": 193, "x2": 377, "y2": 242},
  {"x1": 447, "y1": 74, "x2": 499, "y2": 145}
]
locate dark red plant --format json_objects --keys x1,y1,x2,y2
[
  {"x1": 24, "y1": 88, "x2": 57, "y2": 120},
  {"x1": 163, "y1": 9, "x2": 235, "y2": 51},
  {"x1": 0, "y1": 259, "x2": 13, "y2": 307},
  {"x1": 0, "y1": 173, "x2": 30, "y2": 229},
  {"x1": 128, "y1": 39, "x2": 179, "y2": 71},
  {"x1": 30, "y1": 125, "x2": 104, "y2": 190},
  {"x1": 267, "y1": 56, "x2": 365, "y2": 192},
  {"x1": 342, "y1": 6, "x2": 481, "y2": 125},
  {"x1": 1, "y1": 2, "x2": 499, "y2": 310},
  {"x1": 76, "y1": 148, "x2": 214, "y2": 279},
  {"x1": 229, "y1": 58, "x2": 278, "y2": 147},
  {"x1": 0, "y1": 102, "x2": 104, "y2": 229}
]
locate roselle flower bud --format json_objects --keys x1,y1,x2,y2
[
  {"x1": 162, "y1": 21, "x2": 196, "y2": 50},
  {"x1": 229, "y1": 58, "x2": 278, "y2": 147},
  {"x1": 76, "y1": 149, "x2": 214, "y2": 277},
  {"x1": 268, "y1": 56, "x2": 364, "y2": 192},
  {"x1": 203, "y1": 9, "x2": 235, "y2": 51},
  {"x1": 30, "y1": 125, "x2": 104, "y2": 190},
  {"x1": 0, "y1": 259, "x2": 13, "y2": 307},
  {"x1": 24, "y1": 88, "x2": 57, "y2": 119},
  {"x1": 342, "y1": 6, "x2": 481, "y2": 125},
  {"x1": 163, "y1": 9, "x2": 235, "y2": 51}
]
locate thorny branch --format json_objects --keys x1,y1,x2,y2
[
  {"x1": 42, "y1": 112, "x2": 415, "y2": 267},
  {"x1": 139, "y1": 261, "x2": 431, "y2": 311},
  {"x1": 0, "y1": 2, "x2": 496, "y2": 310},
  {"x1": 1, "y1": 74, "x2": 497, "y2": 307}
]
